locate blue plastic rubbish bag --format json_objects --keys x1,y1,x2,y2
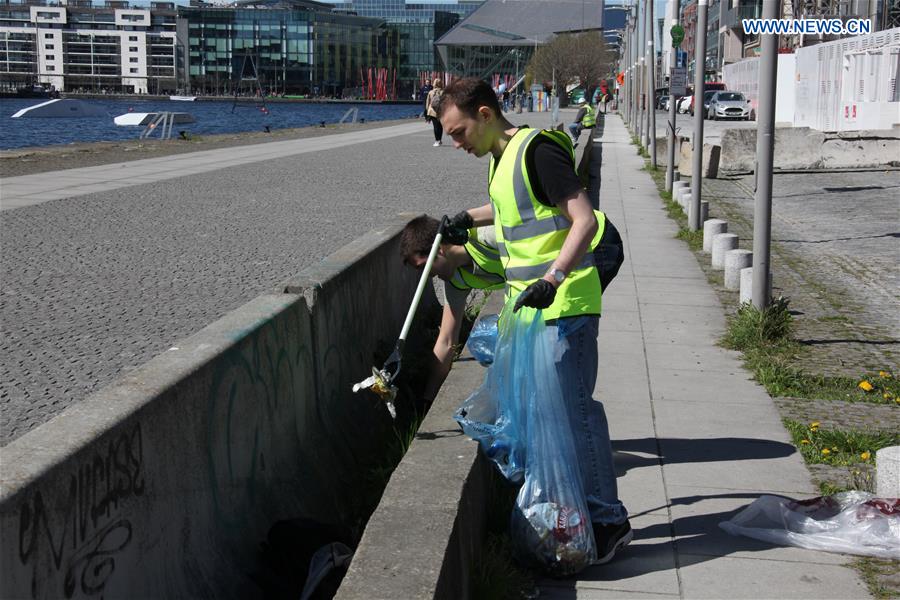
[
  {"x1": 455, "y1": 299, "x2": 597, "y2": 576},
  {"x1": 466, "y1": 313, "x2": 499, "y2": 365}
]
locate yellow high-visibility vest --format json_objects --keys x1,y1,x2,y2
[{"x1": 489, "y1": 128, "x2": 606, "y2": 320}]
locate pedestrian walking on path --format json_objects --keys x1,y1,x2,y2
[
  {"x1": 435, "y1": 77, "x2": 632, "y2": 565},
  {"x1": 425, "y1": 78, "x2": 445, "y2": 146}
]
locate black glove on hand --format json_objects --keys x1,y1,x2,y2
[
  {"x1": 513, "y1": 279, "x2": 556, "y2": 312},
  {"x1": 441, "y1": 211, "x2": 473, "y2": 245}
]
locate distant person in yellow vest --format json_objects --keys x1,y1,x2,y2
[
  {"x1": 400, "y1": 215, "x2": 504, "y2": 403},
  {"x1": 434, "y1": 77, "x2": 630, "y2": 565},
  {"x1": 567, "y1": 99, "x2": 596, "y2": 144}
]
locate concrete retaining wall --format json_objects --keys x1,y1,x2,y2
[
  {"x1": 336, "y1": 293, "x2": 504, "y2": 600},
  {"x1": 0, "y1": 214, "x2": 434, "y2": 599},
  {"x1": 719, "y1": 127, "x2": 900, "y2": 173}
]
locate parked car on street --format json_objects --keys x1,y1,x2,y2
[
  {"x1": 689, "y1": 82, "x2": 726, "y2": 115},
  {"x1": 707, "y1": 91, "x2": 751, "y2": 120},
  {"x1": 657, "y1": 95, "x2": 669, "y2": 110},
  {"x1": 677, "y1": 95, "x2": 692, "y2": 114},
  {"x1": 691, "y1": 90, "x2": 718, "y2": 117}
]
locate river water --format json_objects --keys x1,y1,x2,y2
[{"x1": 0, "y1": 98, "x2": 421, "y2": 150}]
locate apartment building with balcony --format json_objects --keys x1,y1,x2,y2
[{"x1": 0, "y1": 0, "x2": 178, "y2": 93}]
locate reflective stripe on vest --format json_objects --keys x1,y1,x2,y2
[
  {"x1": 448, "y1": 228, "x2": 506, "y2": 291},
  {"x1": 488, "y1": 127, "x2": 606, "y2": 320}
]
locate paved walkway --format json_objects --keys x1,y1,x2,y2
[
  {"x1": 538, "y1": 116, "x2": 869, "y2": 599},
  {"x1": 0, "y1": 122, "x2": 422, "y2": 210}
]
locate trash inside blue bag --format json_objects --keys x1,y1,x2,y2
[
  {"x1": 454, "y1": 299, "x2": 597, "y2": 575},
  {"x1": 466, "y1": 313, "x2": 499, "y2": 365}
]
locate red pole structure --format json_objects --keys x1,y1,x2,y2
[{"x1": 392, "y1": 68, "x2": 396, "y2": 100}]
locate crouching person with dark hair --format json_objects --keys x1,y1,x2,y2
[{"x1": 399, "y1": 214, "x2": 505, "y2": 404}]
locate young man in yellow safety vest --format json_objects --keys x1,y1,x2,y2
[
  {"x1": 400, "y1": 215, "x2": 505, "y2": 403},
  {"x1": 435, "y1": 77, "x2": 631, "y2": 565},
  {"x1": 567, "y1": 99, "x2": 596, "y2": 143}
]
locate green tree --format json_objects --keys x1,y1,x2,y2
[{"x1": 527, "y1": 31, "x2": 616, "y2": 105}]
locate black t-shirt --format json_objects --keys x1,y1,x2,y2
[{"x1": 524, "y1": 136, "x2": 584, "y2": 208}]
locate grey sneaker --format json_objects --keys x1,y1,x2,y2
[{"x1": 592, "y1": 519, "x2": 633, "y2": 565}]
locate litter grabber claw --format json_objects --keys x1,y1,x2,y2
[{"x1": 352, "y1": 216, "x2": 449, "y2": 418}]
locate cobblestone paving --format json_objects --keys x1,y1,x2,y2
[
  {"x1": 773, "y1": 396, "x2": 900, "y2": 433},
  {"x1": 0, "y1": 124, "x2": 488, "y2": 446},
  {"x1": 701, "y1": 171, "x2": 900, "y2": 378}
]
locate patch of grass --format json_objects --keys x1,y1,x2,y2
[
  {"x1": 852, "y1": 557, "x2": 900, "y2": 600},
  {"x1": 783, "y1": 419, "x2": 899, "y2": 467},
  {"x1": 817, "y1": 480, "x2": 850, "y2": 495},
  {"x1": 472, "y1": 533, "x2": 536, "y2": 600},
  {"x1": 819, "y1": 315, "x2": 851, "y2": 324},
  {"x1": 722, "y1": 297, "x2": 793, "y2": 350},
  {"x1": 676, "y1": 228, "x2": 704, "y2": 252},
  {"x1": 471, "y1": 474, "x2": 536, "y2": 600},
  {"x1": 721, "y1": 301, "x2": 899, "y2": 404}
]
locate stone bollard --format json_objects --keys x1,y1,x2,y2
[
  {"x1": 876, "y1": 446, "x2": 900, "y2": 498},
  {"x1": 703, "y1": 219, "x2": 727, "y2": 253},
  {"x1": 673, "y1": 171, "x2": 681, "y2": 182},
  {"x1": 673, "y1": 181, "x2": 689, "y2": 200},
  {"x1": 724, "y1": 249, "x2": 752, "y2": 290},
  {"x1": 680, "y1": 193, "x2": 691, "y2": 211},
  {"x1": 740, "y1": 267, "x2": 773, "y2": 304},
  {"x1": 711, "y1": 233, "x2": 738, "y2": 270}
]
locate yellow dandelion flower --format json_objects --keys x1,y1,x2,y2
[
  {"x1": 858, "y1": 380, "x2": 874, "y2": 392},
  {"x1": 809, "y1": 421, "x2": 820, "y2": 430},
  {"x1": 884, "y1": 392, "x2": 893, "y2": 400},
  {"x1": 800, "y1": 439, "x2": 811, "y2": 444},
  {"x1": 879, "y1": 371, "x2": 892, "y2": 379},
  {"x1": 861, "y1": 451, "x2": 871, "y2": 461},
  {"x1": 832, "y1": 446, "x2": 839, "y2": 451},
  {"x1": 821, "y1": 448, "x2": 831, "y2": 456}
]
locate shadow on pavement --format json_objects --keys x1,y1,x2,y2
[{"x1": 612, "y1": 436, "x2": 797, "y2": 476}]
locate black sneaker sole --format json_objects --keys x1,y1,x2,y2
[{"x1": 592, "y1": 527, "x2": 634, "y2": 565}]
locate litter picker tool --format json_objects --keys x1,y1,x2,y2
[{"x1": 352, "y1": 216, "x2": 449, "y2": 418}]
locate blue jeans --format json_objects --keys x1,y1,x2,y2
[
  {"x1": 568, "y1": 123, "x2": 582, "y2": 140},
  {"x1": 548, "y1": 316, "x2": 628, "y2": 526}
]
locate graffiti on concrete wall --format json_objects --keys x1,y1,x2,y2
[
  {"x1": 206, "y1": 308, "x2": 312, "y2": 531},
  {"x1": 17, "y1": 422, "x2": 144, "y2": 599}
]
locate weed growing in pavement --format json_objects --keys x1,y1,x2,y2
[
  {"x1": 723, "y1": 298, "x2": 793, "y2": 350},
  {"x1": 783, "y1": 419, "x2": 899, "y2": 467},
  {"x1": 852, "y1": 558, "x2": 900, "y2": 599}
]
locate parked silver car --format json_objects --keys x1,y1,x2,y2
[{"x1": 708, "y1": 91, "x2": 751, "y2": 120}]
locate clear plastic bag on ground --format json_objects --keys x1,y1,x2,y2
[
  {"x1": 720, "y1": 492, "x2": 900, "y2": 559},
  {"x1": 466, "y1": 313, "x2": 499, "y2": 366},
  {"x1": 455, "y1": 300, "x2": 597, "y2": 576}
]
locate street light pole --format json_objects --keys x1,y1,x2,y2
[
  {"x1": 689, "y1": 0, "x2": 709, "y2": 231},
  {"x1": 752, "y1": 0, "x2": 781, "y2": 309},
  {"x1": 666, "y1": 0, "x2": 681, "y2": 192},
  {"x1": 648, "y1": 0, "x2": 657, "y2": 167}
]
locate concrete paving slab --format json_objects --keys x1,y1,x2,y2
[
  {"x1": 648, "y1": 367, "x2": 761, "y2": 404},
  {"x1": 677, "y1": 553, "x2": 869, "y2": 599}
]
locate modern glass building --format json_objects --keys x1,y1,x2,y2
[
  {"x1": 179, "y1": 0, "x2": 399, "y2": 96},
  {"x1": 436, "y1": 0, "x2": 604, "y2": 83},
  {"x1": 321, "y1": 1, "x2": 482, "y2": 96}
]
